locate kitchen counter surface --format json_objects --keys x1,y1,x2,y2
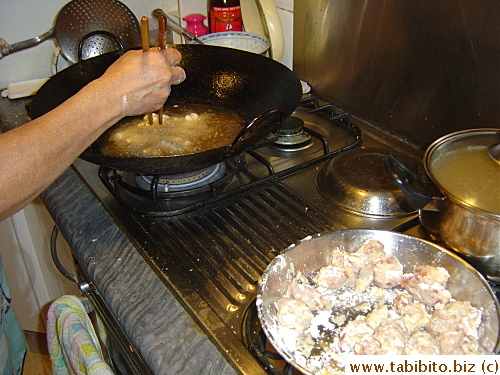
[{"x1": 0, "y1": 97, "x2": 238, "y2": 375}]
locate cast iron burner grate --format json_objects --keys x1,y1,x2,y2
[{"x1": 99, "y1": 156, "x2": 243, "y2": 215}]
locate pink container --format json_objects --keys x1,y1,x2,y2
[{"x1": 182, "y1": 13, "x2": 209, "y2": 37}]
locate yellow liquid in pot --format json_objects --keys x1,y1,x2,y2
[
  {"x1": 100, "y1": 104, "x2": 246, "y2": 157},
  {"x1": 430, "y1": 145, "x2": 500, "y2": 214}
]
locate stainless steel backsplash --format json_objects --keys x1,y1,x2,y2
[{"x1": 293, "y1": 0, "x2": 499, "y2": 149}]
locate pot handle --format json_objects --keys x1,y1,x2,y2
[
  {"x1": 225, "y1": 107, "x2": 284, "y2": 156},
  {"x1": 383, "y1": 154, "x2": 433, "y2": 209}
]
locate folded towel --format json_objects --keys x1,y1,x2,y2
[{"x1": 47, "y1": 295, "x2": 114, "y2": 375}]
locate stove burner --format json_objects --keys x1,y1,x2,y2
[
  {"x1": 269, "y1": 116, "x2": 314, "y2": 151},
  {"x1": 136, "y1": 163, "x2": 226, "y2": 193},
  {"x1": 317, "y1": 147, "x2": 416, "y2": 217},
  {"x1": 99, "y1": 157, "x2": 242, "y2": 216}
]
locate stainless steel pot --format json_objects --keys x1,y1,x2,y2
[
  {"x1": 385, "y1": 129, "x2": 500, "y2": 281},
  {"x1": 257, "y1": 229, "x2": 500, "y2": 375}
]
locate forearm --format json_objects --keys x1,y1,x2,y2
[
  {"x1": 0, "y1": 81, "x2": 123, "y2": 220},
  {"x1": 0, "y1": 49, "x2": 185, "y2": 221}
]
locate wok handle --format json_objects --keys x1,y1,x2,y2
[{"x1": 225, "y1": 107, "x2": 284, "y2": 156}]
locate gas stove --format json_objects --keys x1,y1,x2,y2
[{"x1": 72, "y1": 95, "x2": 432, "y2": 374}]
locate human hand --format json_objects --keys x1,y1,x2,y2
[{"x1": 96, "y1": 48, "x2": 186, "y2": 117}]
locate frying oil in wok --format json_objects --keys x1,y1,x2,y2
[{"x1": 100, "y1": 104, "x2": 246, "y2": 157}]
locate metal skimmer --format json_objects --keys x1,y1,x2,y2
[{"x1": 0, "y1": 0, "x2": 141, "y2": 62}]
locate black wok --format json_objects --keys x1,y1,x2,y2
[{"x1": 29, "y1": 44, "x2": 302, "y2": 174}]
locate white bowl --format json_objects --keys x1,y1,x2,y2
[{"x1": 198, "y1": 32, "x2": 269, "y2": 55}]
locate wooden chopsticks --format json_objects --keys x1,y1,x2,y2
[
  {"x1": 141, "y1": 15, "x2": 168, "y2": 125},
  {"x1": 140, "y1": 16, "x2": 153, "y2": 125},
  {"x1": 157, "y1": 15, "x2": 166, "y2": 125}
]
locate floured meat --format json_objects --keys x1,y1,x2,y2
[
  {"x1": 271, "y1": 238, "x2": 488, "y2": 375},
  {"x1": 330, "y1": 250, "x2": 363, "y2": 273},
  {"x1": 275, "y1": 297, "x2": 314, "y2": 330},
  {"x1": 354, "y1": 266, "x2": 373, "y2": 293},
  {"x1": 428, "y1": 301, "x2": 481, "y2": 337},
  {"x1": 373, "y1": 256, "x2": 403, "y2": 288},
  {"x1": 403, "y1": 331, "x2": 439, "y2": 355},
  {"x1": 353, "y1": 335, "x2": 381, "y2": 355},
  {"x1": 436, "y1": 330, "x2": 466, "y2": 355},
  {"x1": 373, "y1": 320, "x2": 408, "y2": 354},
  {"x1": 414, "y1": 265, "x2": 450, "y2": 286},
  {"x1": 460, "y1": 336, "x2": 486, "y2": 355},
  {"x1": 401, "y1": 266, "x2": 452, "y2": 307},
  {"x1": 400, "y1": 301, "x2": 430, "y2": 333},
  {"x1": 365, "y1": 305, "x2": 389, "y2": 330},
  {"x1": 356, "y1": 239, "x2": 386, "y2": 264},
  {"x1": 314, "y1": 265, "x2": 355, "y2": 291},
  {"x1": 289, "y1": 283, "x2": 333, "y2": 310},
  {"x1": 392, "y1": 292, "x2": 415, "y2": 313},
  {"x1": 339, "y1": 318, "x2": 374, "y2": 352}
]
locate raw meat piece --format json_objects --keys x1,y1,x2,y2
[
  {"x1": 314, "y1": 265, "x2": 354, "y2": 291},
  {"x1": 460, "y1": 336, "x2": 486, "y2": 355},
  {"x1": 354, "y1": 266, "x2": 374, "y2": 293},
  {"x1": 400, "y1": 302, "x2": 430, "y2": 333},
  {"x1": 289, "y1": 283, "x2": 333, "y2": 310},
  {"x1": 392, "y1": 293, "x2": 415, "y2": 314},
  {"x1": 403, "y1": 331, "x2": 439, "y2": 355},
  {"x1": 428, "y1": 301, "x2": 481, "y2": 337},
  {"x1": 436, "y1": 330, "x2": 466, "y2": 355},
  {"x1": 401, "y1": 273, "x2": 451, "y2": 307},
  {"x1": 355, "y1": 239, "x2": 386, "y2": 264},
  {"x1": 372, "y1": 256, "x2": 403, "y2": 288},
  {"x1": 353, "y1": 336, "x2": 382, "y2": 355},
  {"x1": 275, "y1": 297, "x2": 314, "y2": 330},
  {"x1": 339, "y1": 318, "x2": 374, "y2": 352},
  {"x1": 331, "y1": 250, "x2": 364, "y2": 273},
  {"x1": 373, "y1": 320, "x2": 407, "y2": 354},
  {"x1": 365, "y1": 305, "x2": 389, "y2": 330},
  {"x1": 414, "y1": 265, "x2": 450, "y2": 286}
]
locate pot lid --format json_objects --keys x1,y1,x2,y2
[
  {"x1": 317, "y1": 147, "x2": 416, "y2": 217},
  {"x1": 425, "y1": 129, "x2": 500, "y2": 215}
]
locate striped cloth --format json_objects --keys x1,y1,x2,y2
[{"x1": 46, "y1": 295, "x2": 114, "y2": 375}]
